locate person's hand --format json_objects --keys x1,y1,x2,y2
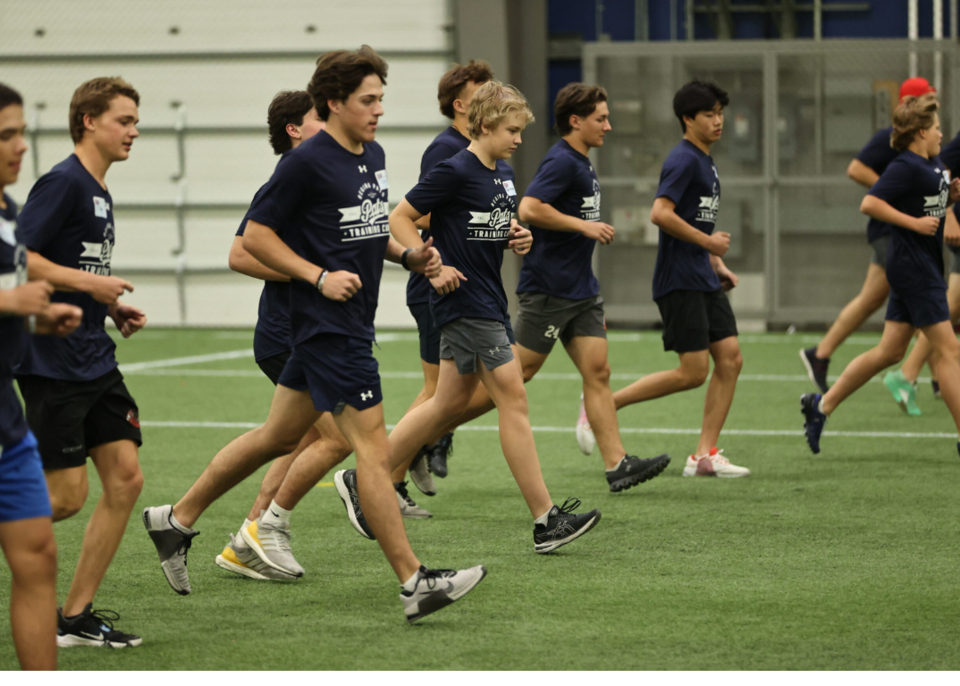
[
  {"x1": 580, "y1": 220, "x2": 616, "y2": 245},
  {"x1": 950, "y1": 177, "x2": 960, "y2": 203},
  {"x1": 429, "y1": 265, "x2": 468, "y2": 294},
  {"x1": 508, "y1": 220, "x2": 533, "y2": 255},
  {"x1": 944, "y1": 214, "x2": 960, "y2": 246},
  {"x1": 912, "y1": 216, "x2": 940, "y2": 236},
  {"x1": 320, "y1": 271, "x2": 362, "y2": 301},
  {"x1": 405, "y1": 236, "x2": 443, "y2": 279},
  {"x1": 704, "y1": 232, "x2": 731, "y2": 257},
  {"x1": 35, "y1": 303, "x2": 82, "y2": 337},
  {"x1": 717, "y1": 266, "x2": 739, "y2": 291},
  {"x1": 5, "y1": 280, "x2": 53, "y2": 316},
  {"x1": 89, "y1": 275, "x2": 134, "y2": 305},
  {"x1": 110, "y1": 302, "x2": 147, "y2": 338}
]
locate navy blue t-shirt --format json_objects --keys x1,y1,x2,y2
[
  {"x1": 237, "y1": 153, "x2": 292, "y2": 362},
  {"x1": 405, "y1": 149, "x2": 517, "y2": 328},
  {"x1": 856, "y1": 126, "x2": 899, "y2": 243},
  {"x1": 652, "y1": 140, "x2": 722, "y2": 301},
  {"x1": 868, "y1": 151, "x2": 949, "y2": 294},
  {"x1": 516, "y1": 139, "x2": 601, "y2": 300},
  {"x1": 16, "y1": 155, "x2": 117, "y2": 382},
  {"x1": 246, "y1": 131, "x2": 390, "y2": 344},
  {"x1": 0, "y1": 195, "x2": 29, "y2": 448},
  {"x1": 406, "y1": 126, "x2": 471, "y2": 306}
]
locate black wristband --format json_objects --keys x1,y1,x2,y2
[{"x1": 400, "y1": 248, "x2": 413, "y2": 271}]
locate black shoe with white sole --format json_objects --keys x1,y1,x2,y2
[
  {"x1": 606, "y1": 454, "x2": 671, "y2": 492},
  {"x1": 143, "y1": 504, "x2": 198, "y2": 595},
  {"x1": 57, "y1": 604, "x2": 142, "y2": 648},
  {"x1": 334, "y1": 469, "x2": 375, "y2": 540},
  {"x1": 533, "y1": 498, "x2": 601, "y2": 554},
  {"x1": 800, "y1": 347, "x2": 830, "y2": 394},
  {"x1": 428, "y1": 432, "x2": 455, "y2": 478}
]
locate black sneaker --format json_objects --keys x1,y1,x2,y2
[
  {"x1": 800, "y1": 392, "x2": 827, "y2": 454},
  {"x1": 533, "y1": 498, "x2": 601, "y2": 554},
  {"x1": 800, "y1": 347, "x2": 830, "y2": 394},
  {"x1": 428, "y1": 432, "x2": 455, "y2": 478},
  {"x1": 143, "y1": 504, "x2": 198, "y2": 595},
  {"x1": 606, "y1": 454, "x2": 671, "y2": 492},
  {"x1": 57, "y1": 604, "x2": 142, "y2": 648},
  {"x1": 334, "y1": 469, "x2": 375, "y2": 540}
]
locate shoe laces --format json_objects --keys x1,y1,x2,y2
[
  {"x1": 263, "y1": 522, "x2": 293, "y2": 552},
  {"x1": 89, "y1": 608, "x2": 120, "y2": 633},
  {"x1": 177, "y1": 531, "x2": 199, "y2": 564},
  {"x1": 700, "y1": 449, "x2": 730, "y2": 466},
  {"x1": 420, "y1": 568, "x2": 456, "y2": 590},
  {"x1": 396, "y1": 481, "x2": 416, "y2": 506},
  {"x1": 555, "y1": 497, "x2": 582, "y2": 519},
  {"x1": 438, "y1": 433, "x2": 454, "y2": 456}
]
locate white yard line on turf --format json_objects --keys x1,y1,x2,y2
[
  {"x1": 125, "y1": 368, "x2": 930, "y2": 384},
  {"x1": 119, "y1": 349, "x2": 255, "y2": 372},
  {"x1": 138, "y1": 420, "x2": 956, "y2": 440}
]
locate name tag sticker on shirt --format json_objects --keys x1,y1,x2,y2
[
  {"x1": 502, "y1": 180, "x2": 516, "y2": 196},
  {"x1": 375, "y1": 170, "x2": 389, "y2": 190},
  {"x1": 0, "y1": 272, "x2": 17, "y2": 290},
  {"x1": 0, "y1": 218, "x2": 16, "y2": 246},
  {"x1": 93, "y1": 196, "x2": 109, "y2": 218}
]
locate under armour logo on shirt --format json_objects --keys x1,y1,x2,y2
[
  {"x1": 361, "y1": 391, "x2": 373, "y2": 401},
  {"x1": 358, "y1": 165, "x2": 368, "y2": 173},
  {"x1": 494, "y1": 178, "x2": 502, "y2": 185}
]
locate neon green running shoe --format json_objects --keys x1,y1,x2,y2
[{"x1": 883, "y1": 370, "x2": 921, "y2": 416}]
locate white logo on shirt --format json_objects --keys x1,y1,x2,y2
[
  {"x1": 0, "y1": 218, "x2": 16, "y2": 246},
  {"x1": 0, "y1": 241, "x2": 27, "y2": 291},
  {"x1": 338, "y1": 182, "x2": 389, "y2": 242},
  {"x1": 358, "y1": 165, "x2": 368, "y2": 174},
  {"x1": 467, "y1": 192, "x2": 514, "y2": 242},
  {"x1": 79, "y1": 223, "x2": 114, "y2": 275},
  {"x1": 93, "y1": 196, "x2": 110, "y2": 218},
  {"x1": 697, "y1": 180, "x2": 721, "y2": 224},
  {"x1": 924, "y1": 169, "x2": 950, "y2": 218},
  {"x1": 580, "y1": 180, "x2": 601, "y2": 222}
]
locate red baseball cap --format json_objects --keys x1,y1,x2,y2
[{"x1": 900, "y1": 77, "x2": 936, "y2": 99}]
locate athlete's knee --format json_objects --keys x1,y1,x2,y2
[
  {"x1": 584, "y1": 360, "x2": 612, "y2": 386},
  {"x1": 878, "y1": 342, "x2": 908, "y2": 366},
  {"x1": 938, "y1": 335, "x2": 960, "y2": 361},
  {"x1": 520, "y1": 363, "x2": 540, "y2": 383},
  {"x1": 716, "y1": 351, "x2": 743, "y2": 378},
  {"x1": 103, "y1": 459, "x2": 144, "y2": 504},
  {"x1": 10, "y1": 534, "x2": 57, "y2": 583},
  {"x1": 49, "y1": 486, "x2": 87, "y2": 521},
  {"x1": 677, "y1": 360, "x2": 709, "y2": 389}
]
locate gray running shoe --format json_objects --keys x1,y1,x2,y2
[
  {"x1": 216, "y1": 534, "x2": 297, "y2": 581},
  {"x1": 401, "y1": 565, "x2": 487, "y2": 623},
  {"x1": 240, "y1": 519, "x2": 304, "y2": 577},
  {"x1": 395, "y1": 482, "x2": 432, "y2": 519},
  {"x1": 409, "y1": 448, "x2": 437, "y2": 496},
  {"x1": 143, "y1": 504, "x2": 198, "y2": 595},
  {"x1": 334, "y1": 469, "x2": 375, "y2": 540}
]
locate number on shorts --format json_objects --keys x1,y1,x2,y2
[{"x1": 544, "y1": 325, "x2": 559, "y2": 340}]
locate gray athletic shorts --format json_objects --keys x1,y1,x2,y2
[
  {"x1": 950, "y1": 246, "x2": 960, "y2": 275},
  {"x1": 439, "y1": 317, "x2": 514, "y2": 374},
  {"x1": 870, "y1": 235, "x2": 890, "y2": 269},
  {"x1": 514, "y1": 292, "x2": 606, "y2": 355}
]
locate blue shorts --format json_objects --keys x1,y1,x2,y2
[
  {"x1": 278, "y1": 334, "x2": 383, "y2": 414},
  {"x1": 411, "y1": 304, "x2": 516, "y2": 365},
  {"x1": 885, "y1": 286, "x2": 950, "y2": 329},
  {"x1": 0, "y1": 432, "x2": 52, "y2": 523}
]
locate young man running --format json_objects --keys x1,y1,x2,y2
[
  {"x1": 144, "y1": 46, "x2": 486, "y2": 623},
  {"x1": 382, "y1": 80, "x2": 602, "y2": 552},
  {"x1": 800, "y1": 77, "x2": 938, "y2": 392},
  {"x1": 218, "y1": 90, "x2": 355, "y2": 580},
  {"x1": 611, "y1": 80, "x2": 749, "y2": 478},
  {"x1": 881, "y1": 124, "x2": 960, "y2": 414},
  {"x1": 403, "y1": 59, "x2": 495, "y2": 491},
  {"x1": 516, "y1": 82, "x2": 670, "y2": 491},
  {"x1": 802, "y1": 97, "x2": 960, "y2": 456},
  {"x1": 0, "y1": 81, "x2": 82, "y2": 670},
  {"x1": 16, "y1": 77, "x2": 146, "y2": 647}
]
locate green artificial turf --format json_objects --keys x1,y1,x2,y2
[{"x1": 1, "y1": 328, "x2": 959, "y2": 670}]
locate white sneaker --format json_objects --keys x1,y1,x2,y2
[
  {"x1": 215, "y1": 534, "x2": 297, "y2": 581},
  {"x1": 682, "y1": 448, "x2": 750, "y2": 478},
  {"x1": 240, "y1": 519, "x2": 305, "y2": 577},
  {"x1": 400, "y1": 565, "x2": 487, "y2": 623},
  {"x1": 575, "y1": 395, "x2": 595, "y2": 456},
  {"x1": 395, "y1": 482, "x2": 432, "y2": 519}
]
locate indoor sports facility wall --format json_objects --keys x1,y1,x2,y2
[
  {"x1": 584, "y1": 38, "x2": 960, "y2": 328},
  {"x1": 0, "y1": 0, "x2": 454, "y2": 326}
]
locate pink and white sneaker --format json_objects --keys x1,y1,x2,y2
[
  {"x1": 575, "y1": 394, "x2": 595, "y2": 456},
  {"x1": 682, "y1": 448, "x2": 750, "y2": 478}
]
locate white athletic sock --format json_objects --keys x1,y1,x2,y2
[
  {"x1": 402, "y1": 569, "x2": 422, "y2": 593},
  {"x1": 534, "y1": 508, "x2": 553, "y2": 526},
  {"x1": 605, "y1": 456, "x2": 627, "y2": 473},
  {"x1": 262, "y1": 500, "x2": 292, "y2": 527},
  {"x1": 818, "y1": 398, "x2": 827, "y2": 416},
  {"x1": 169, "y1": 511, "x2": 194, "y2": 534},
  {"x1": 237, "y1": 518, "x2": 252, "y2": 539}
]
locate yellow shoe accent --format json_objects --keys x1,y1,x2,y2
[
  {"x1": 244, "y1": 521, "x2": 261, "y2": 547},
  {"x1": 220, "y1": 545, "x2": 244, "y2": 567}
]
